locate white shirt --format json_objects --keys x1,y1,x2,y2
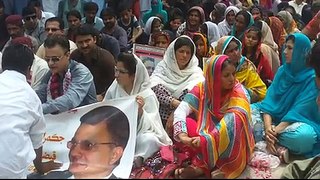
[
  {"x1": 30, "y1": 55, "x2": 50, "y2": 91},
  {"x1": 42, "y1": 0, "x2": 62, "y2": 16},
  {"x1": 288, "y1": 0, "x2": 307, "y2": 16},
  {"x1": 0, "y1": 70, "x2": 45, "y2": 178},
  {"x1": 40, "y1": 11, "x2": 55, "y2": 29}
]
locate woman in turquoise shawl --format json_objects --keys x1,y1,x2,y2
[
  {"x1": 231, "y1": 10, "x2": 254, "y2": 43},
  {"x1": 258, "y1": 33, "x2": 320, "y2": 159},
  {"x1": 142, "y1": 0, "x2": 168, "y2": 25}
]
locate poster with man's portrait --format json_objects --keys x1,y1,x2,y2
[
  {"x1": 133, "y1": 43, "x2": 166, "y2": 76},
  {"x1": 28, "y1": 97, "x2": 138, "y2": 179}
]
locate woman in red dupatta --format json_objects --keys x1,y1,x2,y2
[
  {"x1": 242, "y1": 26, "x2": 274, "y2": 86},
  {"x1": 173, "y1": 55, "x2": 255, "y2": 178}
]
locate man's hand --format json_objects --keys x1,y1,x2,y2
[{"x1": 38, "y1": 161, "x2": 62, "y2": 174}]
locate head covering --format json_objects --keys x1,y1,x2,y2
[
  {"x1": 150, "y1": 35, "x2": 204, "y2": 97},
  {"x1": 231, "y1": 10, "x2": 254, "y2": 41},
  {"x1": 277, "y1": 10, "x2": 298, "y2": 34},
  {"x1": 215, "y1": 36, "x2": 242, "y2": 55},
  {"x1": 212, "y1": 2, "x2": 227, "y2": 23},
  {"x1": 217, "y1": 6, "x2": 240, "y2": 37},
  {"x1": 144, "y1": 16, "x2": 161, "y2": 36},
  {"x1": 182, "y1": 55, "x2": 254, "y2": 177},
  {"x1": 260, "y1": 20, "x2": 278, "y2": 51},
  {"x1": 104, "y1": 54, "x2": 172, "y2": 159},
  {"x1": 268, "y1": 16, "x2": 286, "y2": 45},
  {"x1": 11, "y1": 36, "x2": 33, "y2": 48},
  {"x1": 150, "y1": 30, "x2": 172, "y2": 46},
  {"x1": 188, "y1": 6, "x2": 205, "y2": 25},
  {"x1": 214, "y1": 3, "x2": 227, "y2": 16},
  {"x1": 5, "y1": 15, "x2": 23, "y2": 26},
  {"x1": 204, "y1": 21, "x2": 220, "y2": 44},
  {"x1": 258, "y1": 33, "x2": 320, "y2": 157}
]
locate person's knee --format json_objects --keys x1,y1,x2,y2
[{"x1": 280, "y1": 125, "x2": 317, "y2": 154}]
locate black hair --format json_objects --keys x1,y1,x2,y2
[
  {"x1": 174, "y1": 36, "x2": 195, "y2": 56},
  {"x1": 236, "y1": 10, "x2": 252, "y2": 28},
  {"x1": 74, "y1": 24, "x2": 100, "y2": 39},
  {"x1": 84, "y1": 2, "x2": 98, "y2": 13},
  {"x1": 309, "y1": 39, "x2": 320, "y2": 77},
  {"x1": 301, "y1": 4, "x2": 312, "y2": 25},
  {"x1": 117, "y1": 52, "x2": 137, "y2": 76},
  {"x1": 243, "y1": 25, "x2": 262, "y2": 67},
  {"x1": 0, "y1": 0, "x2": 4, "y2": 8},
  {"x1": 66, "y1": 9, "x2": 82, "y2": 20},
  {"x1": 247, "y1": 25, "x2": 262, "y2": 41},
  {"x1": 277, "y1": 2, "x2": 289, "y2": 12},
  {"x1": 44, "y1": 34, "x2": 70, "y2": 53},
  {"x1": 200, "y1": 23, "x2": 208, "y2": 37},
  {"x1": 100, "y1": 7, "x2": 117, "y2": 19},
  {"x1": 22, "y1": 6, "x2": 36, "y2": 17},
  {"x1": 2, "y1": 44, "x2": 34, "y2": 76},
  {"x1": 118, "y1": 4, "x2": 132, "y2": 13},
  {"x1": 80, "y1": 105, "x2": 130, "y2": 149},
  {"x1": 45, "y1": 17, "x2": 64, "y2": 30},
  {"x1": 286, "y1": 34, "x2": 295, "y2": 43},
  {"x1": 250, "y1": 5, "x2": 264, "y2": 18}
]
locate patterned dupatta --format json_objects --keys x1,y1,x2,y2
[{"x1": 185, "y1": 55, "x2": 255, "y2": 178}]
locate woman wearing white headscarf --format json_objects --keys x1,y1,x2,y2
[
  {"x1": 150, "y1": 35, "x2": 204, "y2": 129},
  {"x1": 104, "y1": 52, "x2": 172, "y2": 162},
  {"x1": 144, "y1": 16, "x2": 162, "y2": 45},
  {"x1": 202, "y1": 21, "x2": 221, "y2": 46},
  {"x1": 218, "y1": 6, "x2": 240, "y2": 37}
]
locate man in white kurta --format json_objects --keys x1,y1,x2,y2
[{"x1": 0, "y1": 62, "x2": 45, "y2": 177}]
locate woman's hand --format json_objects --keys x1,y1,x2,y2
[
  {"x1": 136, "y1": 96, "x2": 145, "y2": 118},
  {"x1": 178, "y1": 133, "x2": 200, "y2": 148},
  {"x1": 265, "y1": 126, "x2": 278, "y2": 155}
]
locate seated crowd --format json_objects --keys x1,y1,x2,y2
[{"x1": 0, "y1": 0, "x2": 319, "y2": 179}]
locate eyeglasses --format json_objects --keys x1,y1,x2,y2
[
  {"x1": 25, "y1": 15, "x2": 37, "y2": 21},
  {"x1": 114, "y1": 66, "x2": 129, "y2": 74},
  {"x1": 44, "y1": 55, "x2": 65, "y2": 64},
  {"x1": 67, "y1": 139, "x2": 116, "y2": 151}
]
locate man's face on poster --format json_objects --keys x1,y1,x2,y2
[{"x1": 68, "y1": 121, "x2": 123, "y2": 178}]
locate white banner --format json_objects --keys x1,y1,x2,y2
[{"x1": 30, "y1": 96, "x2": 138, "y2": 179}]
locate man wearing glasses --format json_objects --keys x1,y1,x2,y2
[
  {"x1": 32, "y1": 105, "x2": 130, "y2": 179},
  {"x1": 68, "y1": 105, "x2": 130, "y2": 178},
  {"x1": 35, "y1": 34, "x2": 96, "y2": 115},
  {"x1": 36, "y1": 17, "x2": 78, "y2": 59},
  {"x1": 22, "y1": 6, "x2": 46, "y2": 45}
]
